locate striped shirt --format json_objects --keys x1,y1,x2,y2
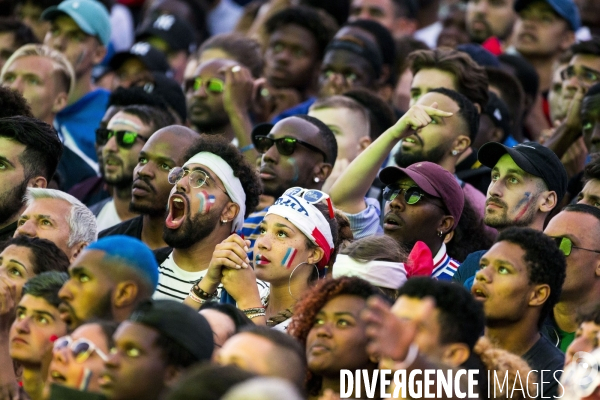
[
  {"x1": 432, "y1": 243, "x2": 461, "y2": 281},
  {"x1": 153, "y1": 252, "x2": 269, "y2": 302}
]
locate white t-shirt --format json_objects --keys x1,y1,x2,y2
[
  {"x1": 95, "y1": 200, "x2": 122, "y2": 231},
  {"x1": 153, "y1": 252, "x2": 269, "y2": 302}
]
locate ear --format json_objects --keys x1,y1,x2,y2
[
  {"x1": 490, "y1": 127, "x2": 504, "y2": 143},
  {"x1": 438, "y1": 215, "x2": 455, "y2": 236},
  {"x1": 559, "y1": 30, "x2": 576, "y2": 52},
  {"x1": 357, "y1": 136, "x2": 372, "y2": 153},
  {"x1": 443, "y1": 230, "x2": 454, "y2": 244},
  {"x1": 528, "y1": 284, "x2": 550, "y2": 308},
  {"x1": 441, "y1": 343, "x2": 471, "y2": 368},
  {"x1": 313, "y1": 162, "x2": 333, "y2": 184},
  {"x1": 221, "y1": 202, "x2": 240, "y2": 224},
  {"x1": 52, "y1": 91, "x2": 68, "y2": 114},
  {"x1": 377, "y1": 64, "x2": 391, "y2": 88},
  {"x1": 538, "y1": 191, "x2": 558, "y2": 213},
  {"x1": 163, "y1": 365, "x2": 184, "y2": 388},
  {"x1": 92, "y1": 43, "x2": 108, "y2": 65},
  {"x1": 307, "y1": 246, "x2": 325, "y2": 266},
  {"x1": 69, "y1": 242, "x2": 88, "y2": 262},
  {"x1": 113, "y1": 281, "x2": 139, "y2": 308},
  {"x1": 27, "y1": 176, "x2": 47, "y2": 189},
  {"x1": 452, "y1": 135, "x2": 471, "y2": 155}
]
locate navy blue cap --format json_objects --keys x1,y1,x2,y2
[{"x1": 514, "y1": 0, "x2": 581, "y2": 31}]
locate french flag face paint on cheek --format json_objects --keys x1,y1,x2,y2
[
  {"x1": 196, "y1": 190, "x2": 216, "y2": 215},
  {"x1": 281, "y1": 247, "x2": 298, "y2": 269}
]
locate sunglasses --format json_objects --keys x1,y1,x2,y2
[
  {"x1": 96, "y1": 128, "x2": 147, "y2": 149},
  {"x1": 284, "y1": 187, "x2": 334, "y2": 218},
  {"x1": 167, "y1": 167, "x2": 228, "y2": 195},
  {"x1": 253, "y1": 135, "x2": 328, "y2": 162},
  {"x1": 184, "y1": 77, "x2": 225, "y2": 94},
  {"x1": 53, "y1": 336, "x2": 109, "y2": 363},
  {"x1": 382, "y1": 184, "x2": 429, "y2": 205},
  {"x1": 553, "y1": 236, "x2": 600, "y2": 257}
]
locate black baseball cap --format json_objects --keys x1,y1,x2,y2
[
  {"x1": 478, "y1": 142, "x2": 568, "y2": 203},
  {"x1": 129, "y1": 299, "x2": 214, "y2": 362},
  {"x1": 131, "y1": 72, "x2": 187, "y2": 122},
  {"x1": 109, "y1": 42, "x2": 171, "y2": 76},
  {"x1": 136, "y1": 13, "x2": 197, "y2": 54}
]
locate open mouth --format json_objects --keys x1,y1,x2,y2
[
  {"x1": 50, "y1": 370, "x2": 67, "y2": 383},
  {"x1": 471, "y1": 286, "x2": 487, "y2": 300},
  {"x1": 98, "y1": 372, "x2": 113, "y2": 388},
  {"x1": 383, "y1": 213, "x2": 402, "y2": 230},
  {"x1": 166, "y1": 194, "x2": 188, "y2": 229},
  {"x1": 58, "y1": 303, "x2": 74, "y2": 327}
]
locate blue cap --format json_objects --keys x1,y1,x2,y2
[
  {"x1": 514, "y1": 0, "x2": 581, "y2": 31},
  {"x1": 42, "y1": 0, "x2": 111, "y2": 46},
  {"x1": 86, "y1": 236, "x2": 159, "y2": 291}
]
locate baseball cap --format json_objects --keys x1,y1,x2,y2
[
  {"x1": 483, "y1": 91, "x2": 511, "y2": 141},
  {"x1": 514, "y1": 0, "x2": 581, "y2": 31},
  {"x1": 130, "y1": 72, "x2": 187, "y2": 122},
  {"x1": 478, "y1": 142, "x2": 568, "y2": 203},
  {"x1": 136, "y1": 14, "x2": 197, "y2": 54},
  {"x1": 129, "y1": 299, "x2": 214, "y2": 362},
  {"x1": 86, "y1": 235, "x2": 159, "y2": 291},
  {"x1": 42, "y1": 0, "x2": 111, "y2": 46},
  {"x1": 379, "y1": 162, "x2": 465, "y2": 229},
  {"x1": 109, "y1": 42, "x2": 171, "y2": 76}
]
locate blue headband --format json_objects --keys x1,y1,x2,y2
[{"x1": 87, "y1": 236, "x2": 159, "y2": 291}]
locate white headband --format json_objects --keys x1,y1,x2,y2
[
  {"x1": 265, "y1": 194, "x2": 334, "y2": 269},
  {"x1": 332, "y1": 254, "x2": 407, "y2": 289},
  {"x1": 184, "y1": 152, "x2": 246, "y2": 232}
]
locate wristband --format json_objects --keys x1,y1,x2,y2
[
  {"x1": 241, "y1": 307, "x2": 266, "y2": 315},
  {"x1": 188, "y1": 291, "x2": 206, "y2": 304},
  {"x1": 192, "y1": 284, "x2": 218, "y2": 300},
  {"x1": 240, "y1": 144, "x2": 255, "y2": 153}
]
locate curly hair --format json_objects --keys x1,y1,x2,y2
[
  {"x1": 408, "y1": 48, "x2": 489, "y2": 110},
  {"x1": 584, "y1": 157, "x2": 600, "y2": 183},
  {"x1": 0, "y1": 86, "x2": 32, "y2": 118},
  {"x1": 0, "y1": 236, "x2": 69, "y2": 275},
  {"x1": 496, "y1": 227, "x2": 566, "y2": 328},
  {"x1": 265, "y1": 6, "x2": 338, "y2": 60},
  {"x1": 397, "y1": 277, "x2": 484, "y2": 350},
  {"x1": 184, "y1": 134, "x2": 262, "y2": 218},
  {"x1": 288, "y1": 276, "x2": 383, "y2": 395}
]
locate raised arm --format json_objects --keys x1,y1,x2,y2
[{"x1": 329, "y1": 102, "x2": 453, "y2": 214}]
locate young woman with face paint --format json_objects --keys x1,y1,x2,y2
[{"x1": 184, "y1": 188, "x2": 351, "y2": 331}]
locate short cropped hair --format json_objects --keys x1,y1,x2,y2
[
  {"x1": 293, "y1": 114, "x2": 338, "y2": 167},
  {"x1": 21, "y1": 271, "x2": 69, "y2": 308},
  {"x1": 495, "y1": 227, "x2": 566, "y2": 328},
  {"x1": 0, "y1": 116, "x2": 62, "y2": 181},
  {"x1": 1, "y1": 44, "x2": 75, "y2": 97},
  {"x1": 198, "y1": 33, "x2": 264, "y2": 78},
  {"x1": 25, "y1": 188, "x2": 98, "y2": 247},
  {"x1": 429, "y1": 87, "x2": 479, "y2": 141},
  {"x1": 570, "y1": 37, "x2": 600, "y2": 58},
  {"x1": 397, "y1": 277, "x2": 485, "y2": 350},
  {"x1": 409, "y1": 48, "x2": 489, "y2": 110},
  {"x1": 0, "y1": 236, "x2": 69, "y2": 274},
  {"x1": 0, "y1": 17, "x2": 38, "y2": 48},
  {"x1": 265, "y1": 6, "x2": 338, "y2": 60},
  {"x1": 311, "y1": 95, "x2": 370, "y2": 134}
]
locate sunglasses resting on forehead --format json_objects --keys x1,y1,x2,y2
[
  {"x1": 253, "y1": 135, "x2": 328, "y2": 162},
  {"x1": 96, "y1": 128, "x2": 147, "y2": 149}
]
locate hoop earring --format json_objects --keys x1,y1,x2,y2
[{"x1": 288, "y1": 261, "x2": 319, "y2": 301}]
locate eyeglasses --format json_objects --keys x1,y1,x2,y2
[
  {"x1": 96, "y1": 128, "x2": 147, "y2": 149},
  {"x1": 253, "y1": 136, "x2": 328, "y2": 162},
  {"x1": 53, "y1": 336, "x2": 109, "y2": 363},
  {"x1": 383, "y1": 184, "x2": 430, "y2": 205},
  {"x1": 553, "y1": 236, "x2": 600, "y2": 257},
  {"x1": 167, "y1": 167, "x2": 228, "y2": 195},
  {"x1": 283, "y1": 187, "x2": 334, "y2": 218},
  {"x1": 184, "y1": 77, "x2": 225, "y2": 94},
  {"x1": 560, "y1": 65, "x2": 600, "y2": 86}
]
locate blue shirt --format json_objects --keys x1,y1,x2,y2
[{"x1": 271, "y1": 97, "x2": 316, "y2": 124}]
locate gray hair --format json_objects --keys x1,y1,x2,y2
[{"x1": 25, "y1": 188, "x2": 97, "y2": 247}]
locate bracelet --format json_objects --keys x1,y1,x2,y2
[
  {"x1": 192, "y1": 284, "x2": 218, "y2": 300},
  {"x1": 247, "y1": 313, "x2": 266, "y2": 319},
  {"x1": 240, "y1": 144, "x2": 255, "y2": 153},
  {"x1": 241, "y1": 307, "x2": 266, "y2": 315},
  {"x1": 395, "y1": 343, "x2": 419, "y2": 369},
  {"x1": 188, "y1": 290, "x2": 206, "y2": 304}
]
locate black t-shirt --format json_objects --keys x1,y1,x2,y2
[
  {"x1": 522, "y1": 335, "x2": 564, "y2": 399},
  {"x1": 98, "y1": 215, "x2": 144, "y2": 240}
]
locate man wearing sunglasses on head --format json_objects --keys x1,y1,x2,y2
[
  {"x1": 240, "y1": 115, "x2": 337, "y2": 261},
  {"x1": 544, "y1": 204, "x2": 600, "y2": 353},
  {"x1": 91, "y1": 105, "x2": 174, "y2": 231},
  {"x1": 185, "y1": 58, "x2": 259, "y2": 163}
]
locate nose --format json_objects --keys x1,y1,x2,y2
[
  {"x1": 175, "y1": 172, "x2": 191, "y2": 193},
  {"x1": 473, "y1": 0, "x2": 487, "y2": 14},
  {"x1": 192, "y1": 81, "x2": 208, "y2": 98},
  {"x1": 475, "y1": 265, "x2": 492, "y2": 283},
  {"x1": 15, "y1": 219, "x2": 37, "y2": 238},
  {"x1": 15, "y1": 315, "x2": 31, "y2": 334},
  {"x1": 487, "y1": 177, "x2": 503, "y2": 199},
  {"x1": 53, "y1": 345, "x2": 70, "y2": 365},
  {"x1": 58, "y1": 279, "x2": 74, "y2": 302},
  {"x1": 105, "y1": 350, "x2": 120, "y2": 369},
  {"x1": 262, "y1": 144, "x2": 279, "y2": 165},
  {"x1": 135, "y1": 162, "x2": 154, "y2": 180},
  {"x1": 314, "y1": 321, "x2": 333, "y2": 338},
  {"x1": 103, "y1": 134, "x2": 118, "y2": 154},
  {"x1": 388, "y1": 192, "x2": 406, "y2": 212}
]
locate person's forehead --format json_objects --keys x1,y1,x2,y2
[
  {"x1": 494, "y1": 153, "x2": 523, "y2": 171},
  {"x1": 520, "y1": 0, "x2": 557, "y2": 14},
  {"x1": 19, "y1": 293, "x2": 58, "y2": 314},
  {"x1": 270, "y1": 23, "x2": 318, "y2": 48},
  {"x1": 323, "y1": 49, "x2": 371, "y2": 73},
  {"x1": 412, "y1": 68, "x2": 457, "y2": 89},
  {"x1": 143, "y1": 131, "x2": 193, "y2": 163},
  {"x1": 107, "y1": 112, "x2": 144, "y2": 131},
  {"x1": 270, "y1": 117, "x2": 320, "y2": 140},
  {"x1": 70, "y1": 249, "x2": 110, "y2": 272},
  {"x1": 482, "y1": 241, "x2": 527, "y2": 269},
  {"x1": 546, "y1": 210, "x2": 598, "y2": 236},
  {"x1": 115, "y1": 321, "x2": 159, "y2": 345},
  {"x1": 0, "y1": 137, "x2": 26, "y2": 159},
  {"x1": 570, "y1": 54, "x2": 600, "y2": 71},
  {"x1": 309, "y1": 105, "x2": 366, "y2": 124},
  {"x1": 7, "y1": 55, "x2": 55, "y2": 76},
  {"x1": 194, "y1": 59, "x2": 236, "y2": 78},
  {"x1": 0, "y1": 244, "x2": 33, "y2": 260},
  {"x1": 416, "y1": 91, "x2": 460, "y2": 113},
  {"x1": 319, "y1": 294, "x2": 365, "y2": 314},
  {"x1": 72, "y1": 322, "x2": 103, "y2": 341},
  {"x1": 24, "y1": 198, "x2": 71, "y2": 216},
  {"x1": 391, "y1": 295, "x2": 428, "y2": 318}
]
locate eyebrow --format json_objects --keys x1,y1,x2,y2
[
  {"x1": 15, "y1": 306, "x2": 56, "y2": 321},
  {"x1": 479, "y1": 257, "x2": 514, "y2": 269},
  {"x1": 274, "y1": 222, "x2": 295, "y2": 232},
  {"x1": 492, "y1": 167, "x2": 527, "y2": 177},
  {"x1": 0, "y1": 155, "x2": 15, "y2": 168},
  {"x1": 69, "y1": 266, "x2": 89, "y2": 276},
  {"x1": 5, "y1": 258, "x2": 28, "y2": 271}
]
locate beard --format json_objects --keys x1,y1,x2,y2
[
  {"x1": 191, "y1": 114, "x2": 230, "y2": 135},
  {"x1": 394, "y1": 142, "x2": 451, "y2": 168},
  {"x1": 0, "y1": 178, "x2": 28, "y2": 226},
  {"x1": 163, "y1": 202, "x2": 220, "y2": 249},
  {"x1": 483, "y1": 203, "x2": 537, "y2": 230}
]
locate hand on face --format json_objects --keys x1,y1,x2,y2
[
  {"x1": 221, "y1": 64, "x2": 255, "y2": 114},
  {"x1": 390, "y1": 102, "x2": 454, "y2": 141},
  {"x1": 0, "y1": 277, "x2": 17, "y2": 332},
  {"x1": 565, "y1": 85, "x2": 586, "y2": 132}
]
